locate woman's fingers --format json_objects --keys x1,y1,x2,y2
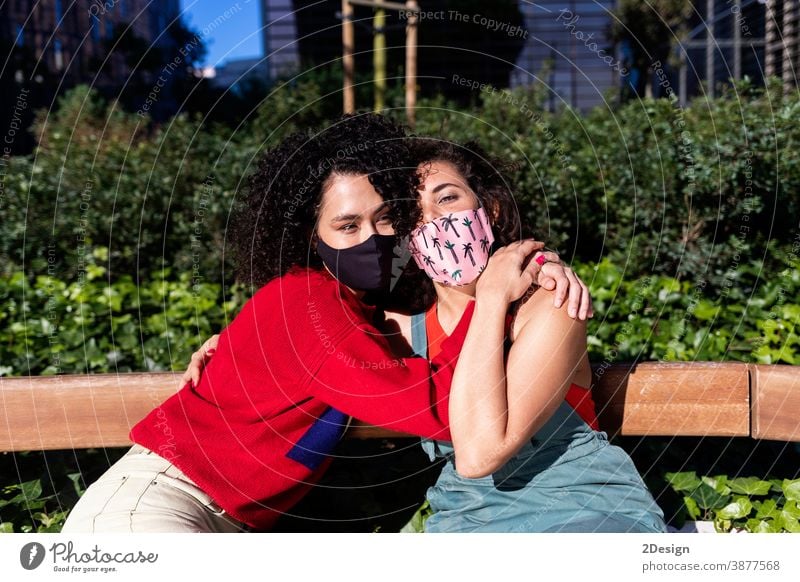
[
  {"x1": 571, "y1": 272, "x2": 593, "y2": 320},
  {"x1": 479, "y1": 240, "x2": 546, "y2": 303},
  {"x1": 530, "y1": 253, "x2": 597, "y2": 320},
  {"x1": 181, "y1": 335, "x2": 220, "y2": 387},
  {"x1": 564, "y1": 268, "x2": 582, "y2": 318},
  {"x1": 509, "y1": 239, "x2": 546, "y2": 256},
  {"x1": 545, "y1": 264, "x2": 569, "y2": 308}
]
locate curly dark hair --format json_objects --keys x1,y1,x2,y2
[
  {"x1": 231, "y1": 113, "x2": 419, "y2": 287},
  {"x1": 389, "y1": 138, "x2": 531, "y2": 313}
]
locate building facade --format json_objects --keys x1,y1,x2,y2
[{"x1": 1, "y1": 0, "x2": 181, "y2": 89}]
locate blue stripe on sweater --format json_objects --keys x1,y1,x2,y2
[{"x1": 286, "y1": 407, "x2": 349, "y2": 470}]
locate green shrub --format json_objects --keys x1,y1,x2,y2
[
  {"x1": 666, "y1": 471, "x2": 800, "y2": 532},
  {"x1": 0, "y1": 247, "x2": 245, "y2": 377},
  {"x1": 578, "y1": 242, "x2": 799, "y2": 365}
]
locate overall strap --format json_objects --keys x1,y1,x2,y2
[
  {"x1": 410, "y1": 312, "x2": 428, "y2": 359},
  {"x1": 411, "y1": 311, "x2": 442, "y2": 460}
]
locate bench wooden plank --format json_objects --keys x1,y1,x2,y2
[
  {"x1": 751, "y1": 364, "x2": 800, "y2": 441},
  {"x1": 592, "y1": 362, "x2": 751, "y2": 437},
  {"x1": 0, "y1": 373, "x2": 180, "y2": 452}
]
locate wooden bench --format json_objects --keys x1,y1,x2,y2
[{"x1": 1, "y1": 362, "x2": 799, "y2": 453}]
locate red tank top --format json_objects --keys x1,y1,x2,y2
[{"x1": 425, "y1": 302, "x2": 599, "y2": 430}]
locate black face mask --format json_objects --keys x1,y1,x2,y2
[{"x1": 316, "y1": 233, "x2": 397, "y2": 292}]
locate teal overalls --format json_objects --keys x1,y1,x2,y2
[{"x1": 410, "y1": 311, "x2": 667, "y2": 533}]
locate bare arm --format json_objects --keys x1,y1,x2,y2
[{"x1": 449, "y1": 283, "x2": 587, "y2": 478}]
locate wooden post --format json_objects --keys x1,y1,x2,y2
[
  {"x1": 733, "y1": 0, "x2": 742, "y2": 81},
  {"x1": 706, "y1": 0, "x2": 715, "y2": 99},
  {"x1": 405, "y1": 0, "x2": 418, "y2": 128},
  {"x1": 765, "y1": 0, "x2": 778, "y2": 78},
  {"x1": 342, "y1": 0, "x2": 355, "y2": 113},
  {"x1": 785, "y1": 1, "x2": 799, "y2": 95},
  {"x1": 374, "y1": 8, "x2": 386, "y2": 111}
]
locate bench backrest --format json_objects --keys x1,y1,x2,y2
[{"x1": 1, "y1": 362, "x2": 798, "y2": 452}]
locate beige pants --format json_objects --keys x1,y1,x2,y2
[{"x1": 61, "y1": 444, "x2": 249, "y2": 533}]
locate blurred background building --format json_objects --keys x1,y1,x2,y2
[
  {"x1": 251, "y1": 1, "x2": 796, "y2": 110},
  {"x1": 2, "y1": 0, "x2": 798, "y2": 152}
]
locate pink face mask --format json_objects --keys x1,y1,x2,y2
[{"x1": 408, "y1": 207, "x2": 495, "y2": 286}]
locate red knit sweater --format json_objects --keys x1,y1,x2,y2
[{"x1": 130, "y1": 267, "x2": 475, "y2": 530}]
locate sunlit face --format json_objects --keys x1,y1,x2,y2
[
  {"x1": 416, "y1": 160, "x2": 480, "y2": 226},
  {"x1": 316, "y1": 173, "x2": 395, "y2": 249}
]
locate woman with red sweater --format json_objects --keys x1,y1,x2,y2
[{"x1": 62, "y1": 114, "x2": 586, "y2": 533}]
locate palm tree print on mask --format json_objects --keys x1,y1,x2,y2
[
  {"x1": 480, "y1": 237, "x2": 491, "y2": 254},
  {"x1": 462, "y1": 216, "x2": 476, "y2": 241},
  {"x1": 451, "y1": 269, "x2": 463, "y2": 282},
  {"x1": 432, "y1": 237, "x2": 444, "y2": 260},
  {"x1": 422, "y1": 255, "x2": 438, "y2": 275},
  {"x1": 441, "y1": 214, "x2": 461, "y2": 238},
  {"x1": 443, "y1": 240, "x2": 460, "y2": 264},
  {"x1": 419, "y1": 229, "x2": 429, "y2": 249},
  {"x1": 462, "y1": 243, "x2": 476, "y2": 266}
]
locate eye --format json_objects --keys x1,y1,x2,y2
[
  {"x1": 339, "y1": 223, "x2": 357, "y2": 233},
  {"x1": 378, "y1": 212, "x2": 394, "y2": 224},
  {"x1": 438, "y1": 192, "x2": 459, "y2": 204}
]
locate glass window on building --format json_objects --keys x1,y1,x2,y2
[
  {"x1": 54, "y1": 39, "x2": 64, "y2": 70},
  {"x1": 92, "y1": 15, "x2": 100, "y2": 43},
  {"x1": 15, "y1": 23, "x2": 24, "y2": 47}
]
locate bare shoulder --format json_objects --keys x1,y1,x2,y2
[{"x1": 510, "y1": 287, "x2": 586, "y2": 342}]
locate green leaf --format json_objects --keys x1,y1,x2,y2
[
  {"x1": 745, "y1": 518, "x2": 768, "y2": 532},
  {"x1": 0, "y1": 522, "x2": 14, "y2": 533},
  {"x1": 67, "y1": 473, "x2": 85, "y2": 497},
  {"x1": 0, "y1": 479, "x2": 43, "y2": 509},
  {"x1": 782, "y1": 479, "x2": 800, "y2": 502},
  {"x1": 703, "y1": 475, "x2": 731, "y2": 495},
  {"x1": 399, "y1": 500, "x2": 431, "y2": 533},
  {"x1": 745, "y1": 518, "x2": 779, "y2": 533},
  {"x1": 665, "y1": 471, "x2": 702, "y2": 492},
  {"x1": 717, "y1": 497, "x2": 753, "y2": 520},
  {"x1": 689, "y1": 483, "x2": 730, "y2": 511},
  {"x1": 693, "y1": 300, "x2": 720, "y2": 320},
  {"x1": 19, "y1": 479, "x2": 43, "y2": 501},
  {"x1": 755, "y1": 499, "x2": 780, "y2": 520},
  {"x1": 779, "y1": 512, "x2": 800, "y2": 533},
  {"x1": 728, "y1": 477, "x2": 773, "y2": 496},
  {"x1": 683, "y1": 495, "x2": 701, "y2": 520},
  {"x1": 781, "y1": 501, "x2": 800, "y2": 519}
]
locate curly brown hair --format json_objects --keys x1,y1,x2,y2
[{"x1": 231, "y1": 113, "x2": 419, "y2": 288}]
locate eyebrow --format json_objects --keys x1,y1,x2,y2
[
  {"x1": 329, "y1": 202, "x2": 390, "y2": 223},
  {"x1": 432, "y1": 182, "x2": 464, "y2": 193}
]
